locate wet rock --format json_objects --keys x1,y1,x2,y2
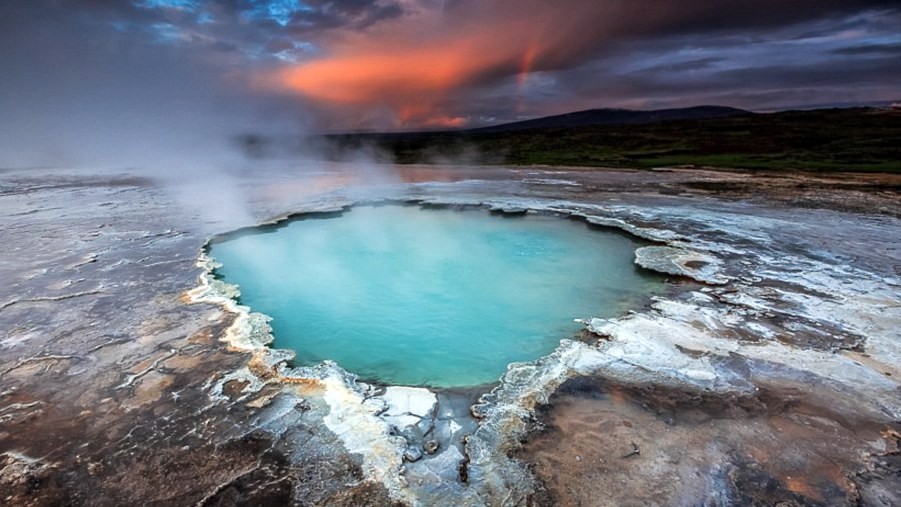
[
  {"x1": 404, "y1": 446, "x2": 423, "y2": 462},
  {"x1": 423, "y1": 440, "x2": 439, "y2": 455},
  {"x1": 634, "y1": 245, "x2": 730, "y2": 284},
  {"x1": 3, "y1": 166, "x2": 900, "y2": 506},
  {"x1": 378, "y1": 386, "x2": 437, "y2": 432},
  {"x1": 0, "y1": 452, "x2": 66, "y2": 505},
  {"x1": 518, "y1": 375, "x2": 895, "y2": 506}
]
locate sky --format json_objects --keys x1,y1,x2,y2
[{"x1": 1, "y1": 0, "x2": 900, "y2": 151}]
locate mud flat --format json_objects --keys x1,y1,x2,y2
[{"x1": 1, "y1": 165, "x2": 899, "y2": 505}]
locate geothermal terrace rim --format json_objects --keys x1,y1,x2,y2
[
  {"x1": 190, "y1": 196, "x2": 722, "y2": 382},
  {"x1": 5, "y1": 167, "x2": 898, "y2": 506},
  {"x1": 201, "y1": 200, "x2": 668, "y2": 388},
  {"x1": 194, "y1": 198, "x2": 685, "y2": 366},
  {"x1": 185, "y1": 195, "x2": 724, "y2": 504},
  {"x1": 203, "y1": 199, "x2": 657, "y2": 246}
]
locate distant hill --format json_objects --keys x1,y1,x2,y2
[
  {"x1": 318, "y1": 106, "x2": 901, "y2": 172},
  {"x1": 470, "y1": 105, "x2": 752, "y2": 133}
]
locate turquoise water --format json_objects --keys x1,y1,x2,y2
[{"x1": 210, "y1": 205, "x2": 661, "y2": 388}]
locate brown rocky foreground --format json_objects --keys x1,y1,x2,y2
[{"x1": 1, "y1": 164, "x2": 899, "y2": 505}]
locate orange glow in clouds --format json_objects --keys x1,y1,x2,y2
[
  {"x1": 272, "y1": 35, "x2": 526, "y2": 128},
  {"x1": 398, "y1": 104, "x2": 467, "y2": 128},
  {"x1": 517, "y1": 42, "x2": 538, "y2": 89},
  {"x1": 278, "y1": 47, "x2": 476, "y2": 104},
  {"x1": 261, "y1": 1, "x2": 766, "y2": 128},
  {"x1": 262, "y1": 0, "x2": 633, "y2": 129},
  {"x1": 266, "y1": 7, "x2": 556, "y2": 129}
]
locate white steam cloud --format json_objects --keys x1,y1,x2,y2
[{"x1": 0, "y1": 2, "x2": 404, "y2": 233}]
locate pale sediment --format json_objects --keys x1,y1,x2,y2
[
  {"x1": 2, "y1": 166, "x2": 899, "y2": 505},
  {"x1": 633, "y1": 245, "x2": 730, "y2": 284},
  {"x1": 187, "y1": 183, "x2": 900, "y2": 504}
]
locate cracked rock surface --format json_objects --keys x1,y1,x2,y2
[{"x1": 1, "y1": 165, "x2": 899, "y2": 506}]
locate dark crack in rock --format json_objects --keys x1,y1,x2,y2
[{"x1": 1, "y1": 165, "x2": 899, "y2": 506}]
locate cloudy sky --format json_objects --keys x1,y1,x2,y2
[{"x1": 2, "y1": 0, "x2": 900, "y2": 145}]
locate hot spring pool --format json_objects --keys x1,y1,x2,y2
[{"x1": 209, "y1": 205, "x2": 663, "y2": 388}]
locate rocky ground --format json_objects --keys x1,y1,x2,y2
[{"x1": 1, "y1": 164, "x2": 899, "y2": 505}]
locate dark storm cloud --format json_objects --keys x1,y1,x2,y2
[
  {"x1": 300, "y1": 0, "x2": 406, "y2": 27},
  {"x1": 638, "y1": 57, "x2": 724, "y2": 74},
  {"x1": 615, "y1": 0, "x2": 900, "y2": 37},
  {"x1": 63, "y1": 0, "x2": 410, "y2": 33},
  {"x1": 544, "y1": 37, "x2": 901, "y2": 113},
  {"x1": 426, "y1": 0, "x2": 901, "y2": 76},
  {"x1": 513, "y1": 4, "x2": 901, "y2": 115},
  {"x1": 264, "y1": 0, "x2": 901, "y2": 126},
  {"x1": 831, "y1": 42, "x2": 901, "y2": 56},
  {"x1": 1, "y1": 0, "x2": 899, "y2": 136},
  {"x1": 717, "y1": 57, "x2": 901, "y2": 90}
]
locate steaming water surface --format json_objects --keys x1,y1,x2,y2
[{"x1": 210, "y1": 206, "x2": 662, "y2": 387}]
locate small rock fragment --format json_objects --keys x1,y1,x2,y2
[
  {"x1": 621, "y1": 442, "x2": 641, "y2": 459},
  {"x1": 404, "y1": 447, "x2": 423, "y2": 462}
]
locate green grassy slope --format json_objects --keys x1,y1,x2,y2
[{"x1": 322, "y1": 107, "x2": 901, "y2": 172}]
